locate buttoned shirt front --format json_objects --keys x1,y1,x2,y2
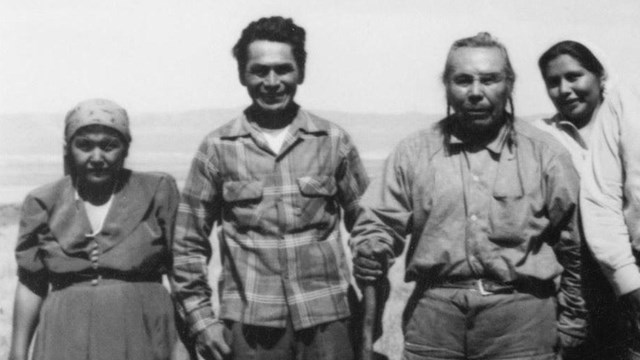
[
  {"x1": 534, "y1": 112, "x2": 600, "y2": 176},
  {"x1": 351, "y1": 117, "x2": 586, "y2": 339},
  {"x1": 172, "y1": 107, "x2": 369, "y2": 335},
  {"x1": 16, "y1": 170, "x2": 179, "y2": 292}
]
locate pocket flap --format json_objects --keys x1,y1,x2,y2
[
  {"x1": 223, "y1": 180, "x2": 263, "y2": 202},
  {"x1": 297, "y1": 176, "x2": 337, "y2": 197}
]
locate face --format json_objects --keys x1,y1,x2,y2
[
  {"x1": 446, "y1": 47, "x2": 511, "y2": 135},
  {"x1": 241, "y1": 40, "x2": 302, "y2": 114},
  {"x1": 69, "y1": 126, "x2": 127, "y2": 187},
  {"x1": 543, "y1": 54, "x2": 603, "y2": 125}
]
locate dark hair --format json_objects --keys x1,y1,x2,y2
[
  {"x1": 538, "y1": 40, "x2": 605, "y2": 79},
  {"x1": 232, "y1": 16, "x2": 307, "y2": 82},
  {"x1": 442, "y1": 32, "x2": 516, "y2": 87}
]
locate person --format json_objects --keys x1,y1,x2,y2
[
  {"x1": 171, "y1": 16, "x2": 369, "y2": 360},
  {"x1": 350, "y1": 32, "x2": 586, "y2": 360},
  {"x1": 535, "y1": 40, "x2": 625, "y2": 359},
  {"x1": 580, "y1": 78, "x2": 640, "y2": 358},
  {"x1": 535, "y1": 40, "x2": 607, "y2": 173},
  {"x1": 9, "y1": 98, "x2": 180, "y2": 360}
]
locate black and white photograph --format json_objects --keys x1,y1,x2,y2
[{"x1": 2, "y1": 1, "x2": 640, "y2": 359}]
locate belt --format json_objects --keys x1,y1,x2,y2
[
  {"x1": 50, "y1": 271, "x2": 162, "y2": 291},
  {"x1": 438, "y1": 279, "x2": 516, "y2": 295}
]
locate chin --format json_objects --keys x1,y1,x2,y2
[
  {"x1": 256, "y1": 97, "x2": 292, "y2": 113},
  {"x1": 81, "y1": 173, "x2": 116, "y2": 186}
]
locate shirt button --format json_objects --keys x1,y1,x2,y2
[
  {"x1": 470, "y1": 214, "x2": 478, "y2": 222},
  {"x1": 472, "y1": 175, "x2": 479, "y2": 182}
]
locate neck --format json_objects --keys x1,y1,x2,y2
[
  {"x1": 76, "y1": 176, "x2": 119, "y2": 206},
  {"x1": 246, "y1": 103, "x2": 299, "y2": 130}
]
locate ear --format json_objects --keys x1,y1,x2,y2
[
  {"x1": 63, "y1": 143, "x2": 72, "y2": 176},
  {"x1": 599, "y1": 72, "x2": 607, "y2": 89},
  {"x1": 238, "y1": 65, "x2": 247, "y2": 86},
  {"x1": 122, "y1": 145, "x2": 130, "y2": 161}
]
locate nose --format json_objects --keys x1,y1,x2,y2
[
  {"x1": 558, "y1": 78, "x2": 571, "y2": 95},
  {"x1": 468, "y1": 80, "x2": 484, "y2": 103},
  {"x1": 88, "y1": 148, "x2": 105, "y2": 166},
  {"x1": 264, "y1": 70, "x2": 279, "y2": 88}
]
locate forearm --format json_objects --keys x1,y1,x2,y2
[{"x1": 9, "y1": 282, "x2": 45, "y2": 360}]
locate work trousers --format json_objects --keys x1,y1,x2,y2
[
  {"x1": 402, "y1": 287, "x2": 557, "y2": 360},
  {"x1": 225, "y1": 317, "x2": 354, "y2": 360}
]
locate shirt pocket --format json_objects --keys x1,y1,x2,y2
[
  {"x1": 491, "y1": 178, "x2": 527, "y2": 241},
  {"x1": 295, "y1": 175, "x2": 338, "y2": 228},
  {"x1": 222, "y1": 180, "x2": 264, "y2": 228}
]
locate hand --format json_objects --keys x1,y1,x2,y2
[
  {"x1": 195, "y1": 321, "x2": 231, "y2": 360},
  {"x1": 353, "y1": 240, "x2": 394, "y2": 283},
  {"x1": 557, "y1": 331, "x2": 585, "y2": 360}
]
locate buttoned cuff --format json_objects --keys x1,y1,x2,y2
[
  {"x1": 187, "y1": 306, "x2": 217, "y2": 337},
  {"x1": 611, "y1": 263, "x2": 640, "y2": 296}
]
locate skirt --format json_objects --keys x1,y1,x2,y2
[{"x1": 32, "y1": 279, "x2": 177, "y2": 360}]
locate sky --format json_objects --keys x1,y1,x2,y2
[{"x1": 1, "y1": 0, "x2": 640, "y2": 116}]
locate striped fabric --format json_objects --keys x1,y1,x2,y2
[{"x1": 171, "y1": 107, "x2": 369, "y2": 335}]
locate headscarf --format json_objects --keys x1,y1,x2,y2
[
  {"x1": 63, "y1": 99, "x2": 131, "y2": 175},
  {"x1": 64, "y1": 98, "x2": 131, "y2": 143}
]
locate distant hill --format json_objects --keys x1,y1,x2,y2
[{"x1": 0, "y1": 109, "x2": 544, "y2": 204}]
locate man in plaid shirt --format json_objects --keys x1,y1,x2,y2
[{"x1": 171, "y1": 16, "x2": 369, "y2": 360}]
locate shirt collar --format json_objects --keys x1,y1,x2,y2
[
  {"x1": 545, "y1": 113, "x2": 588, "y2": 149},
  {"x1": 223, "y1": 105, "x2": 329, "y2": 139}
]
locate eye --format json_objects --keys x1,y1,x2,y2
[
  {"x1": 480, "y1": 74, "x2": 503, "y2": 85},
  {"x1": 565, "y1": 72, "x2": 582, "y2": 82},
  {"x1": 452, "y1": 75, "x2": 473, "y2": 86},
  {"x1": 73, "y1": 138, "x2": 93, "y2": 151},
  {"x1": 99, "y1": 138, "x2": 122, "y2": 151},
  {"x1": 273, "y1": 64, "x2": 295, "y2": 75},
  {"x1": 248, "y1": 65, "x2": 270, "y2": 77},
  {"x1": 544, "y1": 76, "x2": 560, "y2": 88}
]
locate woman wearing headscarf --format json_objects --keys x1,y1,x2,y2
[
  {"x1": 535, "y1": 41, "x2": 625, "y2": 359},
  {"x1": 9, "y1": 99, "x2": 180, "y2": 360}
]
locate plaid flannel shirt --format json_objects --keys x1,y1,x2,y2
[{"x1": 171, "y1": 107, "x2": 369, "y2": 335}]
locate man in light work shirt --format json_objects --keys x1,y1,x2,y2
[
  {"x1": 171, "y1": 16, "x2": 368, "y2": 360},
  {"x1": 350, "y1": 32, "x2": 586, "y2": 360}
]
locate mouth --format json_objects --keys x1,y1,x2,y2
[
  {"x1": 258, "y1": 92, "x2": 290, "y2": 106},
  {"x1": 86, "y1": 169, "x2": 111, "y2": 179},
  {"x1": 464, "y1": 108, "x2": 492, "y2": 119},
  {"x1": 262, "y1": 92, "x2": 286, "y2": 98},
  {"x1": 559, "y1": 98, "x2": 581, "y2": 108}
]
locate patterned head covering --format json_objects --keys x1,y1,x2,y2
[{"x1": 64, "y1": 98, "x2": 131, "y2": 143}]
